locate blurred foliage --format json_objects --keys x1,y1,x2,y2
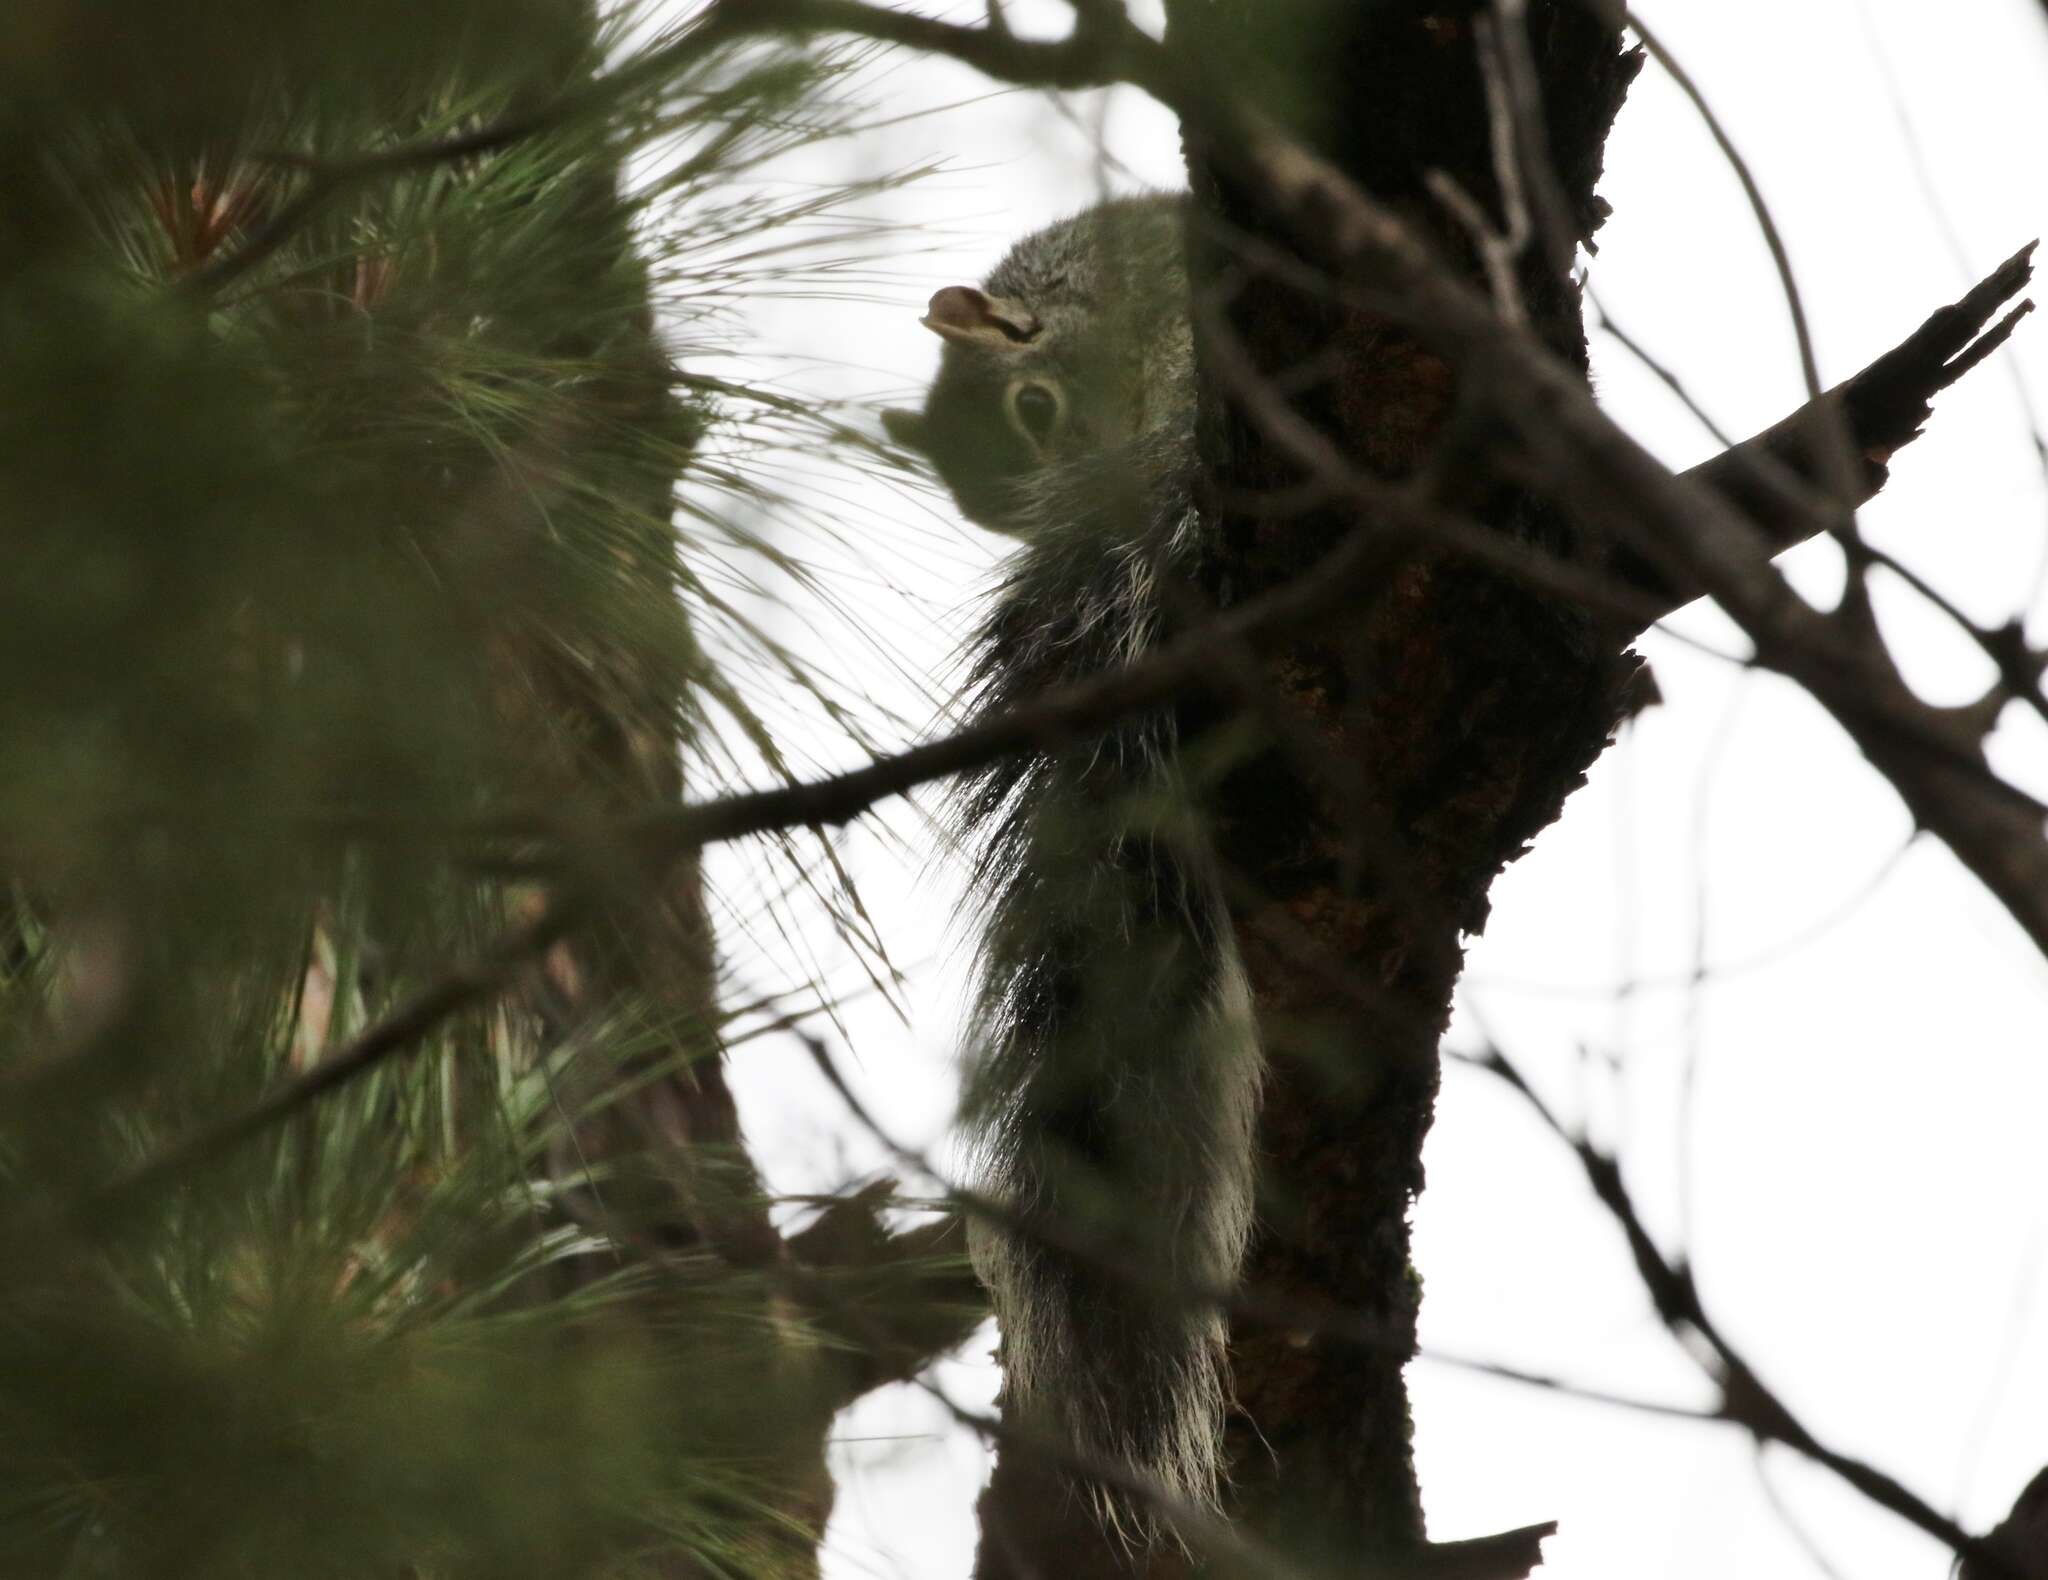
[{"x1": 0, "y1": 2, "x2": 945, "y2": 1575}]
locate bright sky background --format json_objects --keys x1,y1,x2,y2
[{"x1": 660, "y1": 2, "x2": 2048, "y2": 1575}]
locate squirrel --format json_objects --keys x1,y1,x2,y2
[{"x1": 884, "y1": 193, "x2": 1263, "y2": 1535}]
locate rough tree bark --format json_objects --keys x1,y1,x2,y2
[{"x1": 1175, "y1": 5, "x2": 1636, "y2": 1568}]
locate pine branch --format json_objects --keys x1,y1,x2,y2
[{"x1": 183, "y1": 13, "x2": 748, "y2": 295}]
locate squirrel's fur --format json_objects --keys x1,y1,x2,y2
[{"x1": 886, "y1": 195, "x2": 1263, "y2": 1534}]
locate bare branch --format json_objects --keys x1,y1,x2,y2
[
  {"x1": 1468, "y1": 1041, "x2": 2024, "y2": 1580},
  {"x1": 1673, "y1": 247, "x2": 2037, "y2": 586}
]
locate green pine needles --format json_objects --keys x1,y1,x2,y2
[{"x1": 0, "y1": 4, "x2": 948, "y2": 1576}]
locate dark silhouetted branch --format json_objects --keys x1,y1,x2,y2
[{"x1": 1469, "y1": 1042, "x2": 2024, "y2": 1580}]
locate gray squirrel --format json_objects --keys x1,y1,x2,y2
[{"x1": 884, "y1": 194, "x2": 1263, "y2": 1533}]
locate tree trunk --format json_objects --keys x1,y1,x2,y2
[{"x1": 1172, "y1": 3, "x2": 1640, "y2": 1566}]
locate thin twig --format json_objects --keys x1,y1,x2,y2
[
  {"x1": 1585, "y1": 5, "x2": 1826, "y2": 407},
  {"x1": 1753, "y1": 1443, "x2": 1856, "y2": 1580},
  {"x1": 1485, "y1": 0, "x2": 1581, "y2": 283},
  {"x1": 1468, "y1": 1039, "x2": 2019, "y2": 1579}
]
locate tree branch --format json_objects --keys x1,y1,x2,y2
[
  {"x1": 1658, "y1": 246, "x2": 2036, "y2": 625},
  {"x1": 1468, "y1": 1042, "x2": 2024, "y2": 1580}
]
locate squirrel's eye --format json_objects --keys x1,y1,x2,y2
[{"x1": 1007, "y1": 381, "x2": 1063, "y2": 449}]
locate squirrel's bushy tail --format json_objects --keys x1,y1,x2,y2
[{"x1": 957, "y1": 483, "x2": 1262, "y2": 1534}]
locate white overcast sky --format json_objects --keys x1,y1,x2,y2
[{"x1": 654, "y1": 2, "x2": 2048, "y2": 1576}]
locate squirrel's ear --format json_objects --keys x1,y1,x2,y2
[
  {"x1": 881, "y1": 407, "x2": 930, "y2": 452},
  {"x1": 921, "y1": 286, "x2": 1039, "y2": 347}
]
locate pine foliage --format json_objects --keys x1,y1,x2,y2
[{"x1": 0, "y1": 4, "x2": 940, "y2": 1575}]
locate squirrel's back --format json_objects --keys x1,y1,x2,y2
[{"x1": 887, "y1": 196, "x2": 1263, "y2": 1536}]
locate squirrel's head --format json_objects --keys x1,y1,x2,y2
[{"x1": 883, "y1": 196, "x2": 1188, "y2": 535}]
